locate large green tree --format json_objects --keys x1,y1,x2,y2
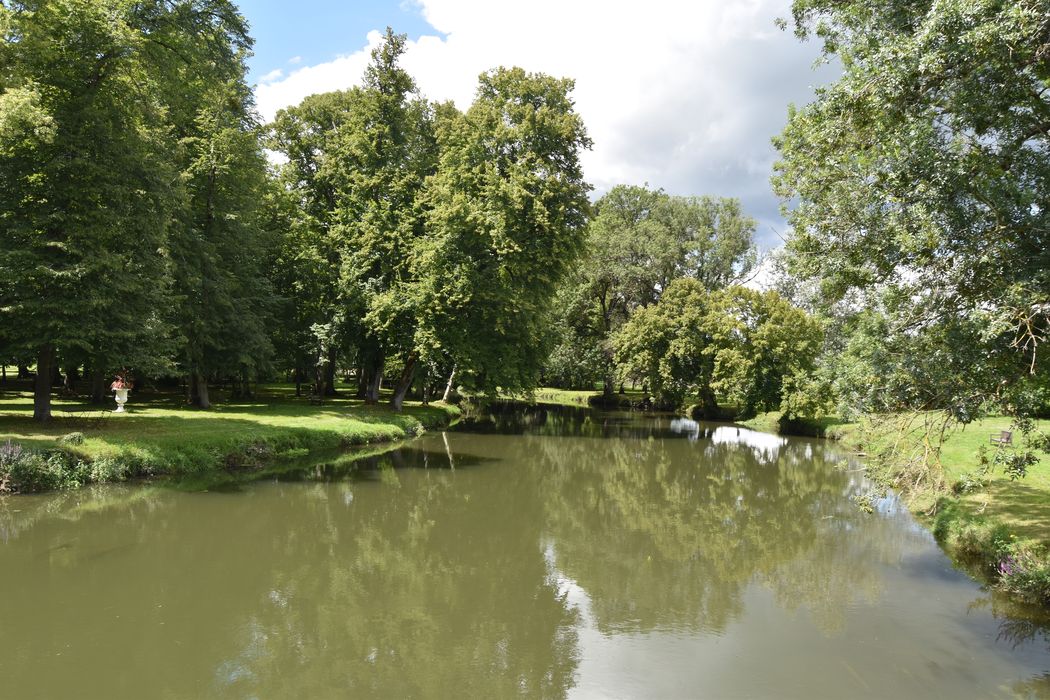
[
  {"x1": 773, "y1": 0, "x2": 1050, "y2": 418},
  {"x1": 412, "y1": 68, "x2": 593, "y2": 404},
  {"x1": 549, "y1": 185, "x2": 757, "y2": 397},
  {"x1": 614, "y1": 279, "x2": 823, "y2": 417},
  {"x1": 268, "y1": 90, "x2": 360, "y2": 398},
  {"x1": 269, "y1": 31, "x2": 437, "y2": 405},
  {"x1": 0, "y1": 0, "x2": 179, "y2": 421},
  {"x1": 332, "y1": 30, "x2": 437, "y2": 406},
  {"x1": 145, "y1": 0, "x2": 274, "y2": 408}
]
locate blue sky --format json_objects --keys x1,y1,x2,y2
[{"x1": 239, "y1": 1, "x2": 435, "y2": 82}]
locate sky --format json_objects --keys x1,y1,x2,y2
[{"x1": 237, "y1": 0, "x2": 837, "y2": 250}]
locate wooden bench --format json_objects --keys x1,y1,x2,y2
[{"x1": 990, "y1": 430, "x2": 1013, "y2": 446}]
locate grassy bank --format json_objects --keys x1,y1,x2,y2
[
  {"x1": 744, "y1": 410, "x2": 1050, "y2": 604},
  {"x1": 0, "y1": 383, "x2": 459, "y2": 493}
]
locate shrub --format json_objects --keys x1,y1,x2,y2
[
  {"x1": 997, "y1": 546, "x2": 1050, "y2": 604},
  {"x1": 0, "y1": 441, "x2": 90, "y2": 492},
  {"x1": 58, "y1": 432, "x2": 85, "y2": 446}
]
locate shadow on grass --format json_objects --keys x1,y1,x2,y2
[
  {"x1": 0, "y1": 389, "x2": 453, "y2": 444},
  {"x1": 971, "y1": 481, "x2": 1050, "y2": 541}
]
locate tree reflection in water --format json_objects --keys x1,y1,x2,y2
[{"x1": 2, "y1": 403, "x2": 1050, "y2": 699}]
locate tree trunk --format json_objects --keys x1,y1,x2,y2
[
  {"x1": 601, "y1": 346, "x2": 616, "y2": 400},
  {"x1": 390, "y1": 353, "x2": 418, "y2": 411},
  {"x1": 356, "y1": 361, "x2": 368, "y2": 399},
  {"x1": 365, "y1": 355, "x2": 384, "y2": 404},
  {"x1": 91, "y1": 366, "x2": 106, "y2": 404},
  {"x1": 33, "y1": 345, "x2": 54, "y2": 422},
  {"x1": 191, "y1": 370, "x2": 212, "y2": 409},
  {"x1": 294, "y1": 365, "x2": 303, "y2": 397},
  {"x1": 1, "y1": 364, "x2": 5, "y2": 383},
  {"x1": 699, "y1": 385, "x2": 719, "y2": 420},
  {"x1": 63, "y1": 366, "x2": 78, "y2": 395},
  {"x1": 324, "y1": 346, "x2": 338, "y2": 396},
  {"x1": 442, "y1": 365, "x2": 457, "y2": 402}
]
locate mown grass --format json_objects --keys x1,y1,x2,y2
[{"x1": 0, "y1": 381, "x2": 459, "y2": 491}]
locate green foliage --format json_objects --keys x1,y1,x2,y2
[
  {"x1": 991, "y1": 415, "x2": 1050, "y2": 480},
  {"x1": 414, "y1": 67, "x2": 592, "y2": 395},
  {"x1": 934, "y1": 498, "x2": 1050, "y2": 605},
  {"x1": 58, "y1": 432, "x2": 84, "y2": 446},
  {"x1": 0, "y1": 441, "x2": 87, "y2": 492},
  {"x1": 705, "y1": 286, "x2": 824, "y2": 419},
  {"x1": 614, "y1": 278, "x2": 714, "y2": 410},
  {"x1": 0, "y1": 0, "x2": 180, "y2": 398},
  {"x1": 614, "y1": 279, "x2": 824, "y2": 416},
  {"x1": 268, "y1": 36, "x2": 592, "y2": 405},
  {"x1": 775, "y1": 0, "x2": 1050, "y2": 422},
  {"x1": 0, "y1": 0, "x2": 270, "y2": 416},
  {"x1": 548, "y1": 184, "x2": 758, "y2": 394}
]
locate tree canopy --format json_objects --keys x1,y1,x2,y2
[
  {"x1": 545, "y1": 184, "x2": 758, "y2": 395},
  {"x1": 774, "y1": 0, "x2": 1050, "y2": 420},
  {"x1": 614, "y1": 279, "x2": 823, "y2": 417}
]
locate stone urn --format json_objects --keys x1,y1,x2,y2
[{"x1": 113, "y1": 388, "x2": 130, "y2": 413}]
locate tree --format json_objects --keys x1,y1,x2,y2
[
  {"x1": 412, "y1": 67, "x2": 593, "y2": 403},
  {"x1": 332, "y1": 30, "x2": 438, "y2": 407},
  {"x1": 268, "y1": 90, "x2": 361, "y2": 398},
  {"x1": 269, "y1": 30, "x2": 438, "y2": 407},
  {"x1": 0, "y1": 0, "x2": 179, "y2": 421},
  {"x1": 169, "y1": 80, "x2": 276, "y2": 408},
  {"x1": 773, "y1": 0, "x2": 1050, "y2": 418},
  {"x1": 145, "y1": 0, "x2": 274, "y2": 408},
  {"x1": 704, "y1": 286, "x2": 824, "y2": 419},
  {"x1": 550, "y1": 185, "x2": 758, "y2": 398},
  {"x1": 614, "y1": 279, "x2": 823, "y2": 417},
  {"x1": 613, "y1": 278, "x2": 716, "y2": 411}
]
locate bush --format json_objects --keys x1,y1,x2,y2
[
  {"x1": 58, "y1": 432, "x2": 85, "y2": 446},
  {"x1": 0, "y1": 441, "x2": 90, "y2": 493},
  {"x1": 997, "y1": 547, "x2": 1050, "y2": 604}
]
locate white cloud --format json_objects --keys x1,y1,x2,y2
[
  {"x1": 288, "y1": 55, "x2": 303, "y2": 65},
  {"x1": 260, "y1": 68, "x2": 284, "y2": 83},
  {"x1": 253, "y1": 1, "x2": 836, "y2": 249}
]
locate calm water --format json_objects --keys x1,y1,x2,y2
[{"x1": 2, "y1": 405, "x2": 1050, "y2": 699}]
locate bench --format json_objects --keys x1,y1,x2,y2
[
  {"x1": 990, "y1": 430, "x2": 1013, "y2": 446},
  {"x1": 307, "y1": 394, "x2": 324, "y2": 406}
]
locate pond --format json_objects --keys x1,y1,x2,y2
[{"x1": 1, "y1": 404, "x2": 1049, "y2": 698}]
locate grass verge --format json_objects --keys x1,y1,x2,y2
[{"x1": 0, "y1": 382, "x2": 459, "y2": 494}]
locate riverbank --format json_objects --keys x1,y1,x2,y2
[
  {"x1": 742, "y1": 410, "x2": 1050, "y2": 604},
  {"x1": 0, "y1": 384, "x2": 459, "y2": 493}
]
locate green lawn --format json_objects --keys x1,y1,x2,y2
[
  {"x1": 0, "y1": 381, "x2": 458, "y2": 485},
  {"x1": 934, "y1": 418, "x2": 1050, "y2": 542}
]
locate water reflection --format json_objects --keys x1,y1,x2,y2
[{"x1": 0, "y1": 405, "x2": 1049, "y2": 698}]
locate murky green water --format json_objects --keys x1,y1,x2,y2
[{"x1": 2, "y1": 405, "x2": 1050, "y2": 699}]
